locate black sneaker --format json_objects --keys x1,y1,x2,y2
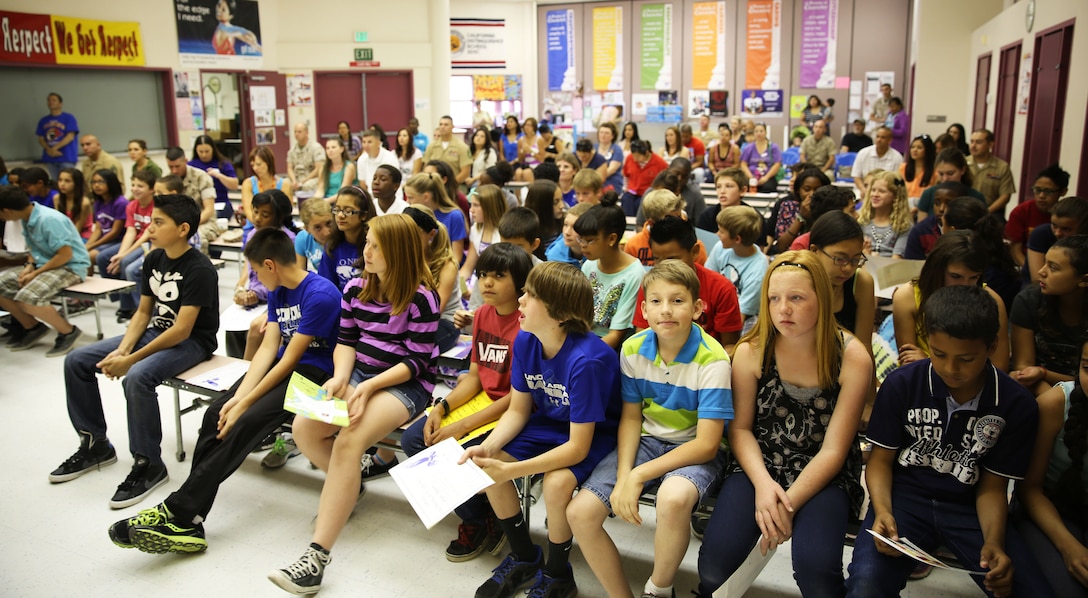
[
  {"x1": 109, "y1": 457, "x2": 169, "y2": 509},
  {"x1": 131, "y1": 519, "x2": 208, "y2": 554},
  {"x1": 46, "y1": 326, "x2": 82, "y2": 357},
  {"x1": 115, "y1": 308, "x2": 135, "y2": 323},
  {"x1": 525, "y1": 566, "x2": 577, "y2": 598},
  {"x1": 447, "y1": 515, "x2": 508, "y2": 562},
  {"x1": 108, "y1": 503, "x2": 173, "y2": 549},
  {"x1": 268, "y1": 544, "x2": 331, "y2": 595},
  {"x1": 48, "y1": 432, "x2": 117, "y2": 483},
  {"x1": 8, "y1": 322, "x2": 48, "y2": 351},
  {"x1": 475, "y1": 546, "x2": 543, "y2": 598},
  {"x1": 360, "y1": 451, "x2": 398, "y2": 480}
]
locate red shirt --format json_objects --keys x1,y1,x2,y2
[
  {"x1": 685, "y1": 136, "x2": 706, "y2": 162},
  {"x1": 622, "y1": 153, "x2": 669, "y2": 196},
  {"x1": 471, "y1": 303, "x2": 522, "y2": 400},
  {"x1": 125, "y1": 199, "x2": 154, "y2": 237},
  {"x1": 1005, "y1": 199, "x2": 1050, "y2": 246},
  {"x1": 633, "y1": 262, "x2": 742, "y2": 337}
]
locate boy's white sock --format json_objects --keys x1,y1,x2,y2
[{"x1": 644, "y1": 579, "x2": 672, "y2": 597}]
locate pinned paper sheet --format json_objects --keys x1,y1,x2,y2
[{"x1": 390, "y1": 438, "x2": 495, "y2": 529}]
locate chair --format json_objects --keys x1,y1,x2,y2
[
  {"x1": 835, "y1": 152, "x2": 858, "y2": 183},
  {"x1": 780, "y1": 147, "x2": 802, "y2": 184},
  {"x1": 695, "y1": 226, "x2": 720, "y2": 252}
]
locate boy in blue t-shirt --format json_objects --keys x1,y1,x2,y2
[
  {"x1": 108, "y1": 228, "x2": 341, "y2": 554},
  {"x1": 568, "y1": 260, "x2": 733, "y2": 598},
  {"x1": 846, "y1": 285, "x2": 1047, "y2": 597},
  {"x1": 461, "y1": 261, "x2": 622, "y2": 598},
  {"x1": 706, "y1": 205, "x2": 768, "y2": 327}
]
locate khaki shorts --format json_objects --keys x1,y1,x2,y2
[{"x1": 0, "y1": 267, "x2": 82, "y2": 306}]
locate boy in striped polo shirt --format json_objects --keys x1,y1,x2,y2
[{"x1": 568, "y1": 259, "x2": 733, "y2": 598}]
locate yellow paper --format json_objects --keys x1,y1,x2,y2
[
  {"x1": 284, "y1": 372, "x2": 350, "y2": 427},
  {"x1": 429, "y1": 391, "x2": 499, "y2": 445}
]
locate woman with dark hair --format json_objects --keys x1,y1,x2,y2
[
  {"x1": 319, "y1": 185, "x2": 375, "y2": 291},
  {"x1": 596, "y1": 121, "x2": 625, "y2": 192},
  {"x1": 946, "y1": 123, "x2": 970, "y2": 155},
  {"x1": 498, "y1": 115, "x2": 522, "y2": 164},
  {"x1": 808, "y1": 211, "x2": 875, "y2": 342},
  {"x1": 56, "y1": 167, "x2": 94, "y2": 241},
  {"x1": 315, "y1": 137, "x2": 357, "y2": 201},
  {"x1": 769, "y1": 168, "x2": 830, "y2": 253},
  {"x1": 240, "y1": 146, "x2": 292, "y2": 229},
  {"x1": 514, "y1": 117, "x2": 540, "y2": 182},
  {"x1": 739, "y1": 122, "x2": 782, "y2": 193},
  {"x1": 127, "y1": 139, "x2": 162, "y2": 180},
  {"x1": 800, "y1": 95, "x2": 827, "y2": 131},
  {"x1": 899, "y1": 134, "x2": 936, "y2": 209},
  {"x1": 619, "y1": 121, "x2": 640, "y2": 155},
  {"x1": 394, "y1": 127, "x2": 422, "y2": 178},
  {"x1": 658, "y1": 126, "x2": 685, "y2": 161},
  {"x1": 336, "y1": 121, "x2": 362, "y2": 161},
  {"x1": 915, "y1": 148, "x2": 985, "y2": 220},
  {"x1": 86, "y1": 169, "x2": 129, "y2": 261},
  {"x1": 189, "y1": 134, "x2": 238, "y2": 220},
  {"x1": 523, "y1": 179, "x2": 564, "y2": 252},
  {"x1": 466, "y1": 127, "x2": 498, "y2": 188}
]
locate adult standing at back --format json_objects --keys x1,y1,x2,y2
[
  {"x1": 80, "y1": 135, "x2": 125, "y2": 195},
  {"x1": 967, "y1": 128, "x2": 1016, "y2": 217},
  {"x1": 868, "y1": 83, "x2": 892, "y2": 128},
  {"x1": 355, "y1": 129, "x2": 399, "y2": 194},
  {"x1": 408, "y1": 117, "x2": 429, "y2": 154},
  {"x1": 37, "y1": 92, "x2": 79, "y2": 183},
  {"x1": 800, "y1": 95, "x2": 828, "y2": 131},
  {"x1": 851, "y1": 126, "x2": 903, "y2": 197},
  {"x1": 422, "y1": 115, "x2": 472, "y2": 185},
  {"x1": 800, "y1": 120, "x2": 837, "y2": 178},
  {"x1": 166, "y1": 147, "x2": 220, "y2": 252},
  {"x1": 287, "y1": 123, "x2": 325, "y2": 193},
  {"x1": 189, "y1": 135, "x2": 239, "y2": 222},
  {"x1": 884, "y1": 97, "x2": 911, "y2": 155}
]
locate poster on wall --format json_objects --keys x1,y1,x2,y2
[
  {"x1": 175, "y1": 0, "x2": 262, "y2": 68},
  {"x1": 592, "y1": 6, "x2": 624, "y2": 91},
  {"x1": 1018, "y1": 52, "x2": 1032, "y2": 115},
  {"x1": 640, "y1": 4, "x2": 672, "y2": 90},
  {"x1": 0, "y1": 10, "x2": 145, "y2": 66},
  {"x1": 741, "y1": 89, "x2": 783, "y2": 116},
  {"x1": 745, "y1": 0, "x2": 781, "y2": 90},
  {"x1": 689, "y1": 90, "x2": 710, "y2": 117},
  {"x1": 799, "y1": 0, "x2": 838, "y2": 88},
  {"x1": 789, "y1": 95, "x2": 808, "y2": 118},
  {"x1": 287, "y1": 73, "x2": 313, "y2": 107},
  {"x1": 450, "y1": 18, "x2": 506, "y2": 69},
  {"x1": 546, "y1": 9, "x2": 576, "y2": 92},
  {"x1": 542, "y1": 92, "x2": 574, "y2": 125},
  {"x1": 473, "y1": 75, "x2": 523, "y2": 101},
  {"x1": 709, "y1": 91, "x2": 729, "y2": 116},
  {"x1": 632, "y1": 93, "x2": 658, "y2": 117},
  {"x1": 691, "y1": 2, "x2": 726, "y2": 90}
]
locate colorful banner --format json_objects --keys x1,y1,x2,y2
[
  {"x1": 473, "y1": 75, "x2": 522, "y2": 100},
  {"x1": 692, "y1": 2, "x2": 726, "y2": 90},
  {"x1": 0, "y1": 10, "x2": 144, "y2": 66},
  {"x1": 741, "y1": 89, "x2": 784, "y2": 116},
  {"x1": 451, "y1": 18, "x2": 506, "y2": 69},
  {"x1": 592, "y1": 6, "x2": 624, "y2": 91},
  {"x1": 639, "y1": 4, "x2": 672, "y2": 90},
  {"x1": 745, "y1": 0, "x2": 781, "y2": 90},
  {"x1": 545, "y1": 9, "x2": 576, "y2": 92},
  {"x1": 799, "y1": 0, "x2": 838, "y2": 88},
  {"x1": 175, "y1": 0, "x2": 262, "y2": 68}
]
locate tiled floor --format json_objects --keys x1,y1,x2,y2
[{"x1": 0, "y1": 268, "x2": 983, "y2": 597}]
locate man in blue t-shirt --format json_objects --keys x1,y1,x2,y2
[{"x1": 36, "y1": 92, "x2": 80, "y2": 182}]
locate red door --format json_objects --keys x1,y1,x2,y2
[
  {"x1": 362, "y1": 71, "x2": 414, "y2": 148},
  {"x1": 1021, "y1": 22, "x2": 1074, "y2": 193},
  {"x1": 314, "y1": 72, "x2": 365, "y2": 141},
  {"x1": 993, "y1": 43, "x2": 1020, "y2": 162},
  {"x1": 1080, "y1": 101, "x2": 1088, "y2": 197},
  {"x1": 239, "y1": 71, "x2": 289, "y2": 177},
  {"x1": 972, "y1": 54, "x2": 991, "y2": 132}
]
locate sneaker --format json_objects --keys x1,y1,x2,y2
[
  {"x1": 8, "y1": 322, "x2": 48, "y2": 351},
  {"x1": 475, "y1": 546, "x2": 543, "y2": 598},
  {"x1": 447, "y1": 515, "x2": 508, "y2": 562},
  {"x1": 131, "y1": 519, "x2": 208, "y2": 554},
  {"x1": 360, "y1": 450, "x2": 398, "y2": 480},
  {"x1": 115, "y1": 308, "x2": 135, "y2": 323},
  {"x1": 268, "y1": 544, "x2": 331, "y2": 595},
  {"x1": 262, "y1": 433, "x2": 298, "y2": 469},
  {"x1": 525, "y1": 567, "x2": 578, "y2": 598},
  {"x1": 254, "y1": 429, "x2": 281, "y2": 452},
  {"x1": 691, "y1": 513, "x2": 708, "y2": 540},
  {"x1": 109, "y1": 456, "x2": 169, "y2": 509},
  {"x1": 640, "y1": 589, "x2": 676, "y2": 598},
  {"x1": 108, "y1": 503, "x2": 173, "y2": 549},
  {"x1": 46, "y1": 326, "x2": 82, "y2": 357},
  {"x1": 48, "y1": 432, "x2": 117, "y2": 483}
]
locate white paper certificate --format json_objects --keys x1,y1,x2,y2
[{"x1": 389, "y1": 438, "x2": 495, "y2": 529}]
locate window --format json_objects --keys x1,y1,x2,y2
[{"x1": 450, "y1": 75, "x2": 475, "y2": 129}]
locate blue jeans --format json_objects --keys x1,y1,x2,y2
[
  {"x1": 1009, "y1": 501, "x2": 1087, "y2": 598},
  {"x1": 93, "y1": 241, "x2": 122, "y2": 283},
  {"x1": 98, "y1": 245, "x2": 143, "y2": 310},
  {"x1": 401, "y1": 414, "x2": 493, "y2": 525},
  {"x1": 698, "y1": 472, "x2": 851, "y2": 597},
  {"x1": 42, "y1": 161, "x2": 75, "y2": 183},
  {"x1": 620, "y1": 191, "x2": 642, "y2": 217},
  {"x1": 63, "y1": 328, "x2": 210, "y2": 466},
  {"x1": 845, "y1": 489, "x2": 1051, "y2": 597}
]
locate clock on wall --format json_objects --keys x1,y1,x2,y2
[{"x1": 1026, "y1": 0, "x2": 1036, "y2": 33}]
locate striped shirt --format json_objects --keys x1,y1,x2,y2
[
  {"x1": 338, "y1": 279, "x2": 440, "y2": 393},
  {"x1": 620, "y1": 323, "x2": 733, "y2": 443}
]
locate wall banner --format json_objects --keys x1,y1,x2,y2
[
  {"x1": 545, "y1": 9, "x2": 576, "y2": 92},
  {"x1": 742, "y1": 89, "x2": 784, "y2": 116},
  {"x1": 473, "y1": 75, "x2": 522, "y2": 101},
  {"x1": 0, "y1": 10, "x2": 144, "y2": 66},
  {"x1": 639, "y1": 4, "x2": 672, "y2": 90},
  {"x1": 745, "y1": 0, "x2": 781, "y2": 90},
  {"x1": 799, "y1": 0, "x2": 838, "y2": 88},
  {"x1": 592, "y1": 6, "x2": 624, "y2": 91},
  {"x1": 691, "y1": 2, "x2": 726, "y2": 90},
  {"x1": 451, "y1": 18, "x2": 506, "y2": 69},
  {"x1": 175, "y1": 0, "x2": 262, "y2": 68}
]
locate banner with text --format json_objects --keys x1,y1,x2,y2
[
  {"x1": 0, "y1": 10, "x2": 144, "y2": 66},
  {"x1": 592, "y1": 6, "x2": 624, "y2": 91},
  {"x1": 473, "y1": 75, "x2": 522, "y2": 101},
  {"x1": 742, "y1": 89, "x2": 784, "y2": 116},
  {"x1": 175, "y1": 0, "x2": 263, "y2": 68},
  {"x1": 799, "y1": 0, "x2": 838, "y2": 88},
  {"x1": 745, "y1": 0, "x2": 781, "y2": 90},
  {"x1": 451, "y1": 18, "x2": 506, "y2": 69},
  {"x1": 639, "y1": 4, "x2": 672, "y2": 90},
  {"x1": 691, "y1": 2, "x2": 726, "y2": 90},
  {"x1": 546, "y1": 9, "x2": 576, "y2": 92}
]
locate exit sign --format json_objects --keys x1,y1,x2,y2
[
  {"x1": 354, "y1": 32, "x2": 368, "y2": 43},
  {"x1": 354, "y1": 48, "x2": 373, "y2": 61}
]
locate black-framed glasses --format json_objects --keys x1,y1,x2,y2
[
  {"x1": 817, "y1": 248, "x2": 867, "y2": 268},
  {"x1": 1032, "y1": 186, "x2": 1061, "y2": 197}
]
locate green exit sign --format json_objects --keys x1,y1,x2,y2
[
  {"x1": 354, "y1": 48, "x2": 373, "y2": 61},
  {"x1": 354, "y1": 32, "x2": 368, "y2": 43}
]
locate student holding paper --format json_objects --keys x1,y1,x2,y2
[
  {"x1": 107, "y1": 228, "x2": 340, "y2": 554},
  {"x1": 401, "y1": 243, "x2": 533, "y2": 563}
]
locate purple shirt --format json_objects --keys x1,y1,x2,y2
[
  {"x1": 94, "y1": 196, "x2": 130, "y2": 236},
  {"x1": 739, "y1": 142, "x2": 783, "y2": 179}
]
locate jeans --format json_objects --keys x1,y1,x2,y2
[
  {"x1": 1009, "y1": 501, "x2": 1087, "y2": 598},
  {"x1": 42, "y1": 161, "x2": 75, "y2": 183},
  {"x1": 620, "y1": 191, "x2": 642, "y2": 217},
  {"x1": 401, "y1": 414, "x2": 492, "y2": 524},
  {"x1": 698, "y1": 472, "x2": 851, "y2": 597},
  {"x1": 64, "y1": 328, "x2": 210, "y2": 466},
  {"x1": 99, "y1": 246, "x2": 143, "y2": 310},
  {"x1": 93, "y1": 241, "x2": 122, "y2": 280}
]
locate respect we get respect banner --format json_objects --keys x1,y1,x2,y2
[{"x1": 0, "y1": 10, "x2": 144, "y2": 66}]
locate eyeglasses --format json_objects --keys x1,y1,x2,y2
[
  {"x1": 575, "y1": 236, "x2": 599, "y2": 247},
  {"x1": 331, "y1": 207, "x2": 362, "y2": 217},
  {"x1": 1032, "y1": 187, "x2": 1061, "y2": 197},
  {"x1": 817, "y1": 248, "x2": 867, "y2": 268}
]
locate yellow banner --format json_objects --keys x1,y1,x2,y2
[
  {"x1": 51, "y1": 15, "x2": 144, "y2": 66},
  {"x1": 473, "y1": 75, "x2": 506, "y2": 101},
  {"x1": 692, "y1": 2, "x2": 725, "y2": 90},
  {"x1": 592, "y1": 6, "x2": 623, "y2": 91}
]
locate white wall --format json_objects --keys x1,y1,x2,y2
[{"x1": 451, "y1": 0, "x2": 538, "y2": 115}]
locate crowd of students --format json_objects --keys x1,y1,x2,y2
[{"x1": 2, "y1": 108, "x2": 1086, "y2": 598}]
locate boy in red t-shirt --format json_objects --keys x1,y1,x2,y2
[
  {"x1": 1005, "y1": 164, "x2": 1069, "y2": 268},
  {"x1": 105, "y1": 170, "x2": 157, "y2": 322},
  {"x1": 621, "y1": 139, "x2": 669, "y2": 217}
]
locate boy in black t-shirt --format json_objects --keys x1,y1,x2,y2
[{"x1": 51, "y1": 195, "x2": 220, "y2": 509}]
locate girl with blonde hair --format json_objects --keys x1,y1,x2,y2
[{"x1": 858, "y1": 170, "x2": 912, "y2": 258}]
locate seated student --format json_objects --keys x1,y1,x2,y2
[
  {"x1": 1026, "y1": 196, "x2": 1088, "y2": 284},
  {"x1": 902, "y1": 181, "x2": 971, "y2": 260},
  {"x1": 405, "y1": 204, "x2": 461, "y2": 354},
  {"x1": 625, "y1": 189, "x2": 708, "y2": 267},
  {"x1": 915, "y1": 148, "x2": 987, "y2": 221},
  {"x1": 55, "y1": 168, "x2": 94, "y2": 241},
  {"x1": 458, "y1": 207, "x2": 545, "y2": 328},
  {"x1": 478, "y1": 162, "x2": 518, "y2": 210},
  {"x1": 0, "y1": 185, "x2": 90, "y2": 355},
  {"x1": 87, "y1": 169, "x2": 130, "y2": 271},
  {"x1": 460, "y1": 261, "x2": 622, "y2": 598},
  {"x1": 769, "y1": 168, "x2": 830, "y2": 254},
  {"x1": 461, "y1": 184, "x2": 508, "y2": 285},
  {"x1": 568, "y1": 260, "x2": 732, "y2": 598},
  {"x1": 857, "y1": 170, "x2": 911, "y2": 258},
  {"x1": 1011, "y1": 235, "x2": 1088, "y2": 396},
  {"x1": 107, "y1": 228, "x2": 341, "y2": 554},
  {"x1": 942, "y1": 196, "x2": 1022, "y2": 314},
  {"x1": 633, "y1": 216, "x2": 743, "y2": 351},
  {"x1": 635, "y1": 169, "x2": 685, "y2": 230},
  {"x1": 371, "y1": 164, "x2": 406, "y2": 216},
  {"x1": 670, "y1": 157, "x2": 708, "y2": 224},
  {"x1": 18, "y1": 166, "x2": 58, "y2": 208},
  {"x1": 574, "y1": 196, "x2": 645, "y2": 350},
  {"x1": 105, "y1": 170, "x2": 157, "y2": 323},
  {"x1": 545, "y1": 201, "x2": 592, "y2": 267},
  {"x1": 698, "y1": 251, "x2": 871, "y2": 597},
  {"x1": 697, "y1": 167, "x2": 748, "y2": 233},
  {"x1": 50, "y1": 195, "x2": 218, "y2": 507},
  {"x1": 572, "y1": 167, "x2": 605, "y2": 206},
  {"x1": 707, "y1": 205, "x2": 769, "y2": 326},
  {"x1": 622, "y1": 139, "x2": 670, "y2": 217},
  {"x1": 318, "y1": 186, "x2": 375, "y2": 291},
  {"x1": 806, "y1": 212, "x2": 877, "y2": 348},
  {"x1": 574, "y1": 138, "x2": 606, "y2": 174},
  {"x1": 401, "y1": 243, "x2": 533, "y2": 562},
  {"x1": 790, "y1": 185, "x2": 858, "y2": 250},
  {"x1": 268, "y1": 214, "x2": 440, "y2": 595},
  {"x1": 846, "y1": 284, "x2": 1045, "y2": 597},
  {"x1": 1007, "y1": 164, "x2": 1070, "y2": 269},
  {"x1": 294, "y1": 197, "x2": 334, "y2": 272},
  {"x1": 1012, "y1": 334, "x2": 1088, "y2": 598}
]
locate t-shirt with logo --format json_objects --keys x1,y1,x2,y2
[
  {"x1": 472, "y1": 304, "x2": 521, "y2": 400},
  {"x1": 95, "y1": 196, "x2": 130, "y2": 236},
  {"x1": 125, "y1": 200, "x2": 154, "y2": 236},
  {"x1": 141, "y1": 247, "x2": 220, "y2": 355},
  {"x1": 318, "y1": 240, "x2": 360, "y2": 291},
  {"x1": 268, "y1": 272, "x2": 341, "y2": 374}
]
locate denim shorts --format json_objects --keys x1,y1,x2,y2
[
  {"x1": 581, "y1": 436, "x2": 727, "y2": 513},
  {"x1": 349, "y1": 368, "x2": 432, "y2": 419}
]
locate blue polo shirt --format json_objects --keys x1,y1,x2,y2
[{"x1": 24, "y1": 203, "x2": 91, "y2": 280}]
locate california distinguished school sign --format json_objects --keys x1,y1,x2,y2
[{"x1": 1, "y1": 10, "x2": 144, "y2": 66}]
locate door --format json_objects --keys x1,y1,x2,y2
[
  {"x1": 1021, "y1": 22, "x2": 1074, "y2": 193},
  {"x1": 1080, "y1": 101, "x2": 1088, "y2": 197},
  {"x1": 993, "y1": 43, "x2": 1020, "y2": 162},
  {"x1": 362, "y1": 72, "x2": 413, "y2": 148},
  {"x1": 972, "y1": 54, "x2": 991, "y2": 132},
  {"x1": 239, "y1": 71, "x2": 289, "y2": 177},
  {"x1": 314, "y1": 72, "x2": 365, "y2": 141}
]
